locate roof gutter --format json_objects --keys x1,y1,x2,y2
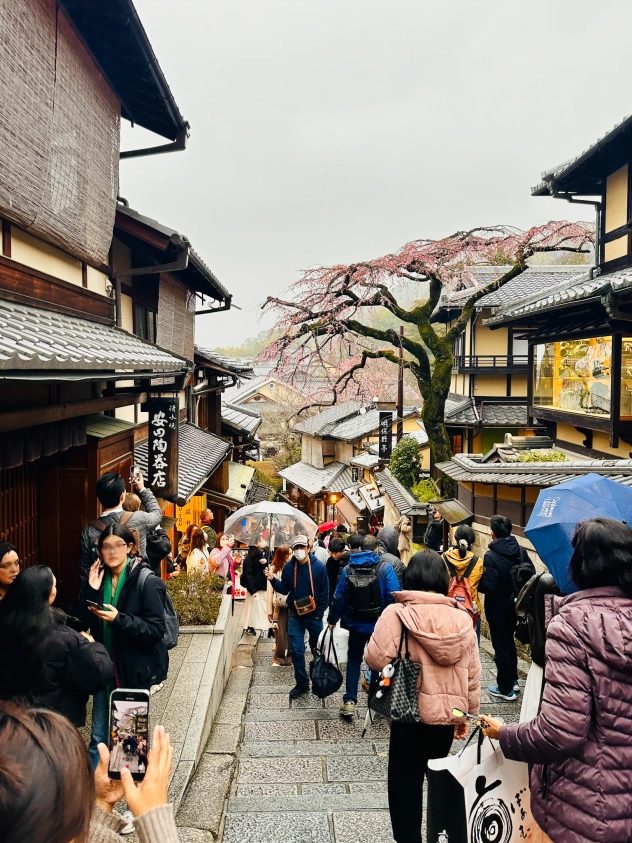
[
  {"x1": 120, "y1": 125, "x2": 189, "y2": 160},
  {"x1": 549, "y1": 187, "x2": 600, "y2": 279}
]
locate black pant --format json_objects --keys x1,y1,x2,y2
[
  {"x1": 486, "y1": 596, "x2": 518, "y2": 694},
  {"x1": 388, "y1": 720, "x2": 454, "y2": 843}
]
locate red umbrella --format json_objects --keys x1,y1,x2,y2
[{"x1": 318, "y1": 521, "x2": 338, "y2": 533}]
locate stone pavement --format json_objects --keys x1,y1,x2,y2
[{"x1": 176, "y1": 633, "x2": 524, "y2": 843}]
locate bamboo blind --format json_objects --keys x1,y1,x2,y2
[{"x1": 0, "y1": 0, "x2": 120, "y2": 265}]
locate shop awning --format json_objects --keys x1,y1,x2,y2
[
  {"x1": 429, "y1": 498, "x2": 474, "y2": 527},
  {"x1": 335, "y1": 496, "x2": 363, "y2": 525},
  {"x1": 135, "y1": 422, "x2": 231, "y2": 505}
]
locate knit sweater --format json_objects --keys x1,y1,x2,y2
[{"x1": 89, "y1": 804, "x2": 178, "y2": 843}]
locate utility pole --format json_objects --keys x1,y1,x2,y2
[{"x1": 397, "y1": 325, "x2": 404, "y2": 442}]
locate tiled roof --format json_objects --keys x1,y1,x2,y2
[
  {"x1": 436, "y1": 453, "x2": 632, "y2": 488},
  {"x1": 0, "y1": 299, "x2": 190, "y2": 373},
  {"x1": 437, "y1": 266, "x2": 589, "y2": 312},
  {"x1": 294, "y1": 403, "x2": 363, "y2": 436},
  {"x1": 294, "y1": 403, "x2": 418, "y2": 441},
  {"x1": 375, "y1": 469, "x2": 427, "y2": 516},
  {"x1": 278, "y1": 461, "x2": 354, "y2": 497},
  {"x1": 350, "y1": 452, "x2": 381, "y2": 469},
  {"x1": 247, "y1": 481, "x2": 273, "y2": 504},
  {"x1": 135, "y1": 422, "x2": 231, "y2": 505},
  {"x1": 531, "y1": 113, "x2": 632, "y2": 196},
  {"x1": 445, "y1": 396, "x2": 479, "y2": 426},
  {"x1": 195, "y1": 346, "x2": 254, "y2": 376},
  {"x1": 222, "y1": 403, "x2": 262, "y2": 436},
  {"x1": 223, "y1": 374, "x2": 308, "y2": 405},
  {"x1": 85, "y1": 414, "x2": 136, "y2": 439},
  {"x1": 481, "y1": 403, "x2": 528, "y2": 426},
  {"x1": 484, "y1": 266, "x2": 632, "y2": 326}
]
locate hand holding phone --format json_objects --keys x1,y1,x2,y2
[
  {"x1": 121, "y1": 725, "x2": 173, "y2": 817},
  {"x1": 86, "y1": 599, "x2": 104, "y2": 611},
  {"x1": 108, "y1": 689, "x2": 151, "y2": 781}
]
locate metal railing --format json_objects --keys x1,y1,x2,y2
[{"x1": 452, "y1": 355, "x2": 529, "y2": 373}]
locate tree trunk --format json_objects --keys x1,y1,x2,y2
[{"x1": 418, "y1": 339, "x2": 457, "y2": 497}]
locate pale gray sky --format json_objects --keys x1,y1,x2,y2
[{"x1": 119, "y1": 0, "x2": 630, "y2": 349}]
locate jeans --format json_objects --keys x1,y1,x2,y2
[
  {"x1": 388, "y1": 720, "x2": 454, "y2": 843},
  {"x1": 288, "y1": 613, "x2": 323, "y2": 687},
  {"x1": 475, "y1": 616, "x2": 481, "y2": 645},
  {"x1": 486, "y1": 596, "x2": 518, "y2": 694},
  {"x1": 343, "y1": 628, "x2": 372, "y2": 703},
  {"x1": 89, "y1": 688, "x2": 110, "y2": 769}
]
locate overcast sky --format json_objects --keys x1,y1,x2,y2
[{"x1": 119, "y1": 0, "x2": 630, "y2": 349}]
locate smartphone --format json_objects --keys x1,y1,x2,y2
[
  {"x1": 130, "y1": 465, "x2": 142, "y2": 486},
  {"x1": 108, "y1": 689, "x2": 150, "y2": 781},
  {"x1": 86, "y1": 599, "x2": 103, "y2": 611}
]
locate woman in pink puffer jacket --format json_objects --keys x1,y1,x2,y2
[
  {"x1": 481, "y1": 518, "x2": 632, "y2": 843},
  {"x1": 365, "y1": 550, "x2": 481, "y2": 843}
]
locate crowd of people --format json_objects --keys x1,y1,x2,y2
[{"x1": 2, "y1": 466, "x2": 632, "y2": 843}]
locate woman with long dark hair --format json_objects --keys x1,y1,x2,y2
[
  {"x1": 75, "y1": 523, "x2": 168, "y2": 768},
  {"x1": 0, "y1": 541, "x2": 19, "y2": 599},
  {"x1": 0, "y1": 565, "x2": 112, "y2": 727},
  {"x1": 186, "y1": 526, "x2": 209, "y2": 575},
  {"x1": 241, "y1": 534, "x2": 272, "y2": 636},
  {"x1": 366, "y1": 549, "x2": 481, "y2": 843},
  {"x1": 266, "y1": 545, "x2": 292, "y2": 665},
  {"x1": 481, "y1": 517, "x2": 632, "y2": 843}
]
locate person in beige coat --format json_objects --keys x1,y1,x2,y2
[
  {"x1": 395, "y1": 515, "x2": 412, "y2": 566},
  {"x1": 365, "y1": 549, "x2": 481, "y2": 843}
]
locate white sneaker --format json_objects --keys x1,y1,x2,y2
[
  {"x1": 120, "y1": 810, "x2": 135, "y2": 835},
  {"x1": 150, "y1": 682, "x2": 164, "y2": 695}
]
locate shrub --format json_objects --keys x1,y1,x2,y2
[
  {"x1": 389, "y1": 436, "x2": 423, "y2": 489},
  {"x1": 411, "y1": 478, "x2": 440, "y2": 503},
  {"x1": 508, "y1": 450, "x2": 566, "y2": 463},
  {"x1": 166, "y1": 572, "x2": 225, "y2": 625}
]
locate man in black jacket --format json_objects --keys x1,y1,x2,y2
[
  {"x1": 424, "y1": 508, "x2": 444, "y2": 552},
  {"x1": 326, "y1": 537, "x2": 350, "y2": 604},
  {"x1": 479, "y1": 515, "x2": 526, "y2": 701},
  {"x1": 376, "y1": 528, "x2": 405, "y2": 586}
]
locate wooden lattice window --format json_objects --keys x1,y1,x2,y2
[{"x1": 0, "y1": 462, "x2": 39, "y2": 567}]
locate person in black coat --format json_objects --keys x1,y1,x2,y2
[
  {"x1": 0, "y1": 565, "x2": 112, "y2": 727},
  {"x1": 74, "y1": 522, "x2": 168, "y2": 767},
  {"x1": 376, "y1": 527, "x2": 405, "y2": 586},
  {"x1": 241, "y1": 537, "x2": 271, "y2": 635},
  {"x1": 326, "y1": 537, "x2": 350, "y2": 604},
  {"x1": 423, "y1": 509, "x2": 444, "y2": 552}
]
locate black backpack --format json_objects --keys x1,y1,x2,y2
[
  {"x1": 509, "y1": 548, "x2": 536, "y2": 600},
  {"x1": 346, "y1": 562, "x2": 384, "y2": 622}
]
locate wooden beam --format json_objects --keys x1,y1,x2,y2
[
  {"x1": 0, "y1": 255, "x2": 114, "y2": 322},
  {"x1": 2, "y1": 220, "x2": 11, "y2": 257},
  {"x1": 0, "y1": 392, "x2": 147, "y2": 434},
  {"x1": 115, "y1": 211, "x2": 171, "y2": 252}
]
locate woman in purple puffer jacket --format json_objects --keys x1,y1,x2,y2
[{"x1": 480, "y1": 517, "x2": 632, "y2": 843}]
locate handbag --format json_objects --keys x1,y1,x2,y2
[
  {"x1": 368, "y1": 623, "x2": 421, "y2": 723},
  {"x1": 310, "y1": 627, "x2": 343, "y2": 698},
  {"x1": 294, "y1": 557, "x2": 317, "y2": 616}
]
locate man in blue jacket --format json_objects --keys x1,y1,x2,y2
[
  {"x1": 265, "y1": 534, "x2": 329, "y2": 699},
  {"x1": 328, "y1": 534, "x2": 400, "y2": 718}
]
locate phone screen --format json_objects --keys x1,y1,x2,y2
[
  {"x1": 108, "y1": 690, "x2": 150, "y2": 780},
  {"x1": 87, "y1": 600, "x2": 103, "y2": 611}
]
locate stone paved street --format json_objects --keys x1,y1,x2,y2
[{"x1": 177, "y1": 633, "x2": 523, "y2": 843}]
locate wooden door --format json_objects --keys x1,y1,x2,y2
[{"x1": 0, "y1": 463, "x2": 40, "y2": 567}]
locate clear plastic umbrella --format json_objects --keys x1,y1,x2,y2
[{"x1": 223, "y1": 501, "x2": 318, "y2": 549}]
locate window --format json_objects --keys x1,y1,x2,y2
[
  {"x1": 621, "y1": 338, "x2": 632, "y2": 419},
  {"x1": 532, "y1": 337, "x2": 611, "y2": 417},
  {"x1": 134, "y1": 304, "x2": 157, "y2": 344}
]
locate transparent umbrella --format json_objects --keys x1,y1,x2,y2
[{"x1": 223, "y1": 501, "x2": 318, "y2": 549}]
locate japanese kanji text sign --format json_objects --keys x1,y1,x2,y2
[
  {"x1": 147, "y1": 397, "x2": 179, "y2": 500},
  {"x1": 378, "y1": 411, "x2": 393, "y2": 460}
]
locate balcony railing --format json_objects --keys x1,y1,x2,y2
[{"x1": 452, "y1": 355, "x2": 529, "y2": 374}]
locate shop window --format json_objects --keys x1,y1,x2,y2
[
  {"x1": 532, "y1": 337, "x2": 611, "y2": 418},
  {"x1": 621, "y1": 338, "x2": 632, "y2": 419},
  {"x1": 134, "y1": 304, "x2": 157, "y2": 344}
]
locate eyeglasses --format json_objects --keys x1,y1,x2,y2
[{"x1": 101, "y1": 541, "x2": 130, "y2": 553}]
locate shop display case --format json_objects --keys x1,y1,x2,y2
[{"x1": 533, "y1": 337, "x2": 612, "y2": 417}]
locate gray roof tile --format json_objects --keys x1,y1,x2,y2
[
  {"x1": 481, "y1": 403, "x2": 528, "y2": 426},
  {"x1": 0, "y1": 299, "x2": 188, "y2": 373},
  {"x1": 445, "y1": 396, "x2": 479, "y2": 426},
  {"x1": 294, "y1": 403, "x2": 418, "y2": 441},
  {"x1": 278, "y1": 461, "x2": 354, "y2": 497},
  {"x1": 195, "y1": 346, "x2": 254, "y2": 376},
  {"x1": 222, "y1": 402, "x2": 262, "y2": 436},
  {"x1": 135, "y1": 422, "x2": 231, "y2": 505},
  {"x1": 375, "y1": 468, "x2": 427, "y2": 516}
]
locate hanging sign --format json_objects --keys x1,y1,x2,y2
[
  {"x1": 378, "y1": 411, "x2": 393, "y2": 460},
  {"x1": 148, "y1": 396, "x2": 179, "y2": 500},
  {"x1": 351, "y1": 466, "x2": 359, "y2": 483}
]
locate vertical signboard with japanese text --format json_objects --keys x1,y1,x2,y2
[
  {"x1": 148, "y1": 396, "x2": 179, "y2": 500},
  {"x1": 378, "y1": 411, "x2": 393, "y2": 460}
]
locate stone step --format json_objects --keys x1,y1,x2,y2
[
  {"x1": 236, "y1": 754, "x2": 389, "y2": 785},
  {"x1": 228, "y1": 791, "x2": 388, "y2": 813},
  {"x1": 240, "y1": 739, "x2": 386, "y2": 757}
]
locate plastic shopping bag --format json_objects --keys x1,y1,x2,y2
[
  {"x1": 427, "y1": 728, "x2": 544, "y2": 843},
  {"x1": 317, "y1": 623, "x2": 349, "y2": 665}
]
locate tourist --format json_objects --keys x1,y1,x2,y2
[
  {"x1": 480, "y1": 517, "x2": 632, "y2": 843},
  {"x1": 442, "y1": 524, "x2": 483, "y2": 641},
  {"x1": 145, "y1": 527, "x2": 173, "y2": 577},
  {"x1": 241, "y1": 535, "x2": 271, "y2": 636},
  {"x1": 395, "y1": 515, "x2": 412, "y2": 566},
  {"x1": 265, "y1": 534, "x2": 329, "y2": 699},
  {"x1": 209, "y1": 532, "x2": 236, "y2": 579},
  {"x1": 326, "y1": 536, "x2": 350, "y2": 604},
  {"x1": 328, "y1": 534, "x2": 400, "y2": 719},
  {"x1": 122, "y1": 493, "x2": 141, "y2": 512},
  {"x1": 75, "y1": 523, "x2": 168, "y2": 767},
  {"x1": 78, "y1": 471, "x2": 162, "y2": 586},
  {"x1": 176, "y1": 524, "x2": 197, "y2": 571},
  {"x1": 0, "y1": 565, "x2": 112, "y2": 726},
  {"x1": 479, "y1": 515, "x2": 533, "y2": 700},
  {"x1": 186, "y1": 526, "x2": 210, "y2": 575},
  {"x1": 0, "y1": 701, "x2": 178, "y2": 843},
  {"x1": 348, "y1": 533, "x2": 364, "y2": 555},
  {"x1": 376, "y1": 527, "x2": 405, "y2": 585},
  {"x1": 366, "y1": 550, "x2": 480, "y2": 843},
  {"x1": 0, "y1": 541, "x2": 19, "y2": 599},
  {"x1": 423, "y1": 507, "x2": 444, "y2": 552},
  {"x1": 200, "y1": 507, "x2": 218, "y2": 550},
  {"x1": 266, "y1": 544, "x2": 292, "y2": 665}
]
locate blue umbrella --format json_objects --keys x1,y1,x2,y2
[{"x1": 525, "y1": 473, "x2": 632, "y2": 594}]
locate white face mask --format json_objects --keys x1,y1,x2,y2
[{"x1": 294, "y1": 549, "x2": 307, "y2": 561}]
